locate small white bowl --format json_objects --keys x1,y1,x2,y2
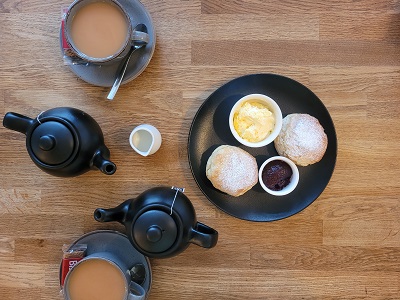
[
  {"x1": 229, "y1": 93, "x2": 282, "y2": 148},
  {"x1": 258, "y1": 156, "x2": 299, "y2": 196}
]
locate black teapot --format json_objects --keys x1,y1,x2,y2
[
  {"x1": 94, "y1": 186, "x2": 218, "y2": 258},
  {"x1": 3, "y1": 107, "x2": 116, "y2": 177}
]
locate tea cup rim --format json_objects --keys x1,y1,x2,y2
[
  {"x1": 64, "y1": 0, "x2": 133, "y2": 64},
  {"x1": 63, "y1": 255, "x2": 130, "y2": 299}
]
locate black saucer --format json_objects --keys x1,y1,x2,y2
[
  {"x1": 59, "y1": 230, "x2": 152, "y2": 295},
  {"x1": 60, "y1": 0, "x2": 156, "y2": 87}
]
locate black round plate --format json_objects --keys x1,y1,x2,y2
[{"x1": 188, "y1": 74, "x2": 337, "y2": 222}]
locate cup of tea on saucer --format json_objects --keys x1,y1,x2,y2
[
  {"x1": 63, "y1": 0, "x2": 149, "y2": 64},
  {"x1": 63, "y1": 252, "x2": 146, "y2": 300}
]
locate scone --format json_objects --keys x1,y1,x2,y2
[
  {"x1": 206, "y1": 145, "x2": 258, "y2": 197},
  {"x1": 274, "y1": 114, "x2": 328, "y2": 166}
]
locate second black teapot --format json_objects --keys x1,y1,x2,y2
[
  {"x1": 3, "y1": 107, "x2": 116, "y2": 177},
  {"x1": 94, "y1": 186, "x2": 218, "y2": 258}
]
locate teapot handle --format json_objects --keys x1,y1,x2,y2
[
  {"x1": 190, "y1": 222, "x2": 218, "y2": 249},
  {"x1": 3, "y1": 112, "x2": 34, "y2": 135}
]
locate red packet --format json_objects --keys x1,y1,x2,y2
[
  {"x1": 60, "y1": 244, "x2": 87, "y2": 287},
  {"x1": 60, "y1": 7, "x2": 85, "y2": 64},
  {"x1": 61, "y1": 9, "x2": 69, "y2": 51}
]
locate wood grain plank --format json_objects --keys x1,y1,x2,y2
[
  {"x1": 0, "y1": 287, "x2": 43, "y2": 300},
  {"x1": 250, "y1": 244, "x2": 400, "y2": 272},
  {"x1": 0, "y1": 214, "x2": 84, "y2": 239},
  {"x1": 0, "y1": 188, "x2": 41, "y2": 214},
  {"x1": 323, "y1": 220, "x2": 400, "y2": 247},
  {"x1": 14, "y1": 238, "x2": 64, "y2": 264},
  {"x1": 154, "y1": 14, "x2": 319, "y2": 40},
  {"x1": 0, "y1": 262, "x2": 45, "y2": 287},
  {"x1": 192, "y1": 40, "x2": 400, "y2": 66},
  {"x1": 320, "y1": 13, "x2": 400, "y2": 41},
  {"x1": 305, "y1": 196, "x2": 400, "y2": 222},
  {"x1": 201, "y1": 0, "x2": 398, "y2": 14},
  {"x1": 211, "y1": 269, "x2": 399, "y2": 299},
  {"x1": 0, "y1": 237, "x2": 14, "y2": 261}
]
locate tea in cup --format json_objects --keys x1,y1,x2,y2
[
  {"x1": 63, "y1": 252, "x2": 146, "y2": 300},
  {"x1": 64, "y1": 0, "x2": 149, "y2": 64},
  {"x1": 129, "y1": 124, "x2": 162, "y2": 156}
]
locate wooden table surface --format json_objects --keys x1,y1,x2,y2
[{"x1": 1, "y1": 0, "x2": 399, "y2": 299}]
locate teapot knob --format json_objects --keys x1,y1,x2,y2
[
  {"x1": 146, "y1": 226, "x2": 163, "y2": 242},
  {"x1": 39, "y1": 135, "x2": 55, "y2": 151},
  {"x1": 133, "y1": 210, "x2": 177, "y2": 254}
]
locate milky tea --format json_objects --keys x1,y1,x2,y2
[
  {"x1": 70, "y1": 1, "x2": 129, "y2": 59},
  {"x1": 65, "y1": 258, "x2": 127, "y2": 300}
]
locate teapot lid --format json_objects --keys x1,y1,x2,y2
[
  {"x1": 30, "y1": 121, "x2": 75, "y2": 165},
  {"x1": 133, "y1": 210, "x2": 178, "y2": 254}
]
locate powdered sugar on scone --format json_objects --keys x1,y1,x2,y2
[
  {"x1": 206, "y1": 145, "x2": 258, "y2": 197},
  {"x1": 274, "y1": 114, "x2": 328, "y2": 166}
]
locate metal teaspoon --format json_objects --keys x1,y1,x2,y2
[{"x1": 107, "y1": 23, "x2": 148, "y2": 100}]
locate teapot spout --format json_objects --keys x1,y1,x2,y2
[
  {"x1": 94, "y1": 200, "x2": 130, "y2": 223},
  {"x1": 92, "y1": 148, "x2": 116, "y2": 175},
  {"x1": 3, "y1": 112, "x2": 34, "y2": 135}
]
